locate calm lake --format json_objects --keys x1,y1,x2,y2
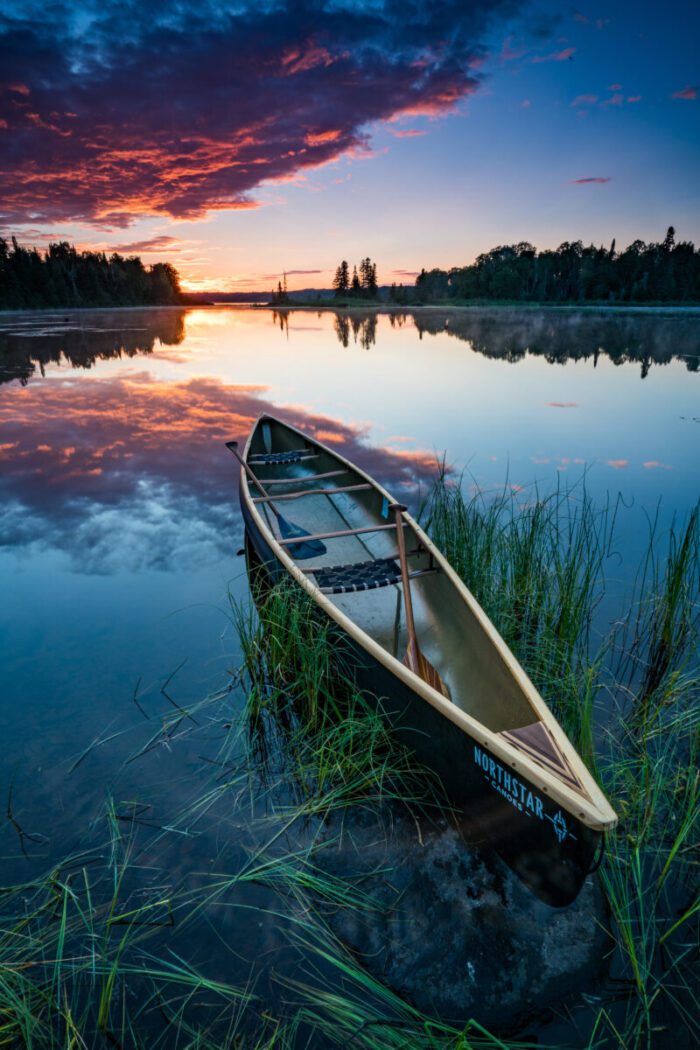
[{"x1": 1, "y1": 305, "x2": 698, "y2": 1044}]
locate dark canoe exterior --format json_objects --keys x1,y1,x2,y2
[{"x1": 241, "y1": 496, "x2": 602, "y2": 908}]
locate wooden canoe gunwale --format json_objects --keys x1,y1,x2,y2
[{"x1": 239, "y1": 414, "x2": 617, "y2": 833}]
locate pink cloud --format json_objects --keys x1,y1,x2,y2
[
  {"x1": 390, "y1": 128, "x2": 426, "y2": 138},
  {"x1": 0, "y1": 7, "x2": 487, "y2": 227},
  {"x1": 602, "y1": 93, "x2": 624, "y2": 106},
  {"x1": 606, "y1": 459, "x2": 629, "y2": 470},
  {"x1": 573, "y1": 12, "x2": 588, "y2": 24},
  {"x1": 672, "y1": 86, "x2": 697, "y2": 100},
  {"x1": 627, "y1": 95, "x2": 642, "y2": 103},
  {"x1": 519, "y1": 99, "x2": 531, "y2": 108},
  {"x1": 642, "y1": 460, "x2": 672, "y2": 470},
  {"x1": 531, "y1": 47, "x2": 575, "y2": 64},
  {"x1": 608, "y1": 83, "x2": 622, "y2": 91},
  {"x1": 571, "y1": 177, "x2": 611, "y2": 184},
  {"x1": 571, "y1": 94, "x2": 599, "y2": 107}
]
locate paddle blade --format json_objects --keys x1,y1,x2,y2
[
  {"x1": 404, "y1": 645, "x2": 450, "y2": 699},
  {"x1": 278, "y1": 515, "x2": 327, "y2": 560}
]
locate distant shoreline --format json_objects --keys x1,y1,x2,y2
[
  {"x1": 255, "y1": 301, "x2": 700, "y2": 315},
  {"x1": 3, "y1": 301, "x2": 700, "y2": 317}
]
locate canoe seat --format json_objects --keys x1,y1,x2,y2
[
  {"x1": 313, "y1": 557, "x2": 403, "y2": 594},
  {"x1": 249, "y1": 450, "x2": 318, "y2": 465}
]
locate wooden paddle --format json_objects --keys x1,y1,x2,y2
[
  {"x1": 226, "y1": 441, "x2": 327, "y2": 559},
  {"x1": 391, "y1": 503, "x2": 450, "y2": 699}
]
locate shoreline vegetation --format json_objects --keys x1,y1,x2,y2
[
  {"x1": 3, "y1": 227, "x2": 700, "y2": 312},
  {"x1": 0, "y1": 237, "x2": 183, "y2": 310},
  {"x1": 1, "y1": 475, "x2": 697, "y2": 1047},
  {"x1": 266, "y1": 228, "x2": 700, "y2": 309}
]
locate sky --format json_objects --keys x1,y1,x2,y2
[{"x1": 1, "y1": 0, "x2": 698, "y2": 292}]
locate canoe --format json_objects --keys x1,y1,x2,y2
[{"x1": 230, "y1": 415, "x2": 617, "y2": 906}]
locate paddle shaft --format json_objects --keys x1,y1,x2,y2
[
  {"x1": 390, "y1": 503, "x2": 450, "y2": 698},
  {"x1": 391, "y1": 503, "x2": 420, "y2": 670},
  {"x1": 225, "y1": 441, "x2": 283, "y2": 519}
]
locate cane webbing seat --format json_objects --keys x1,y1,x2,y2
[
  {"x1": 249, "y1": 449, "x2": 318, "y2": 465},
  {"x1": 313, "y1": 557, "x2": 402, "y2": 594}
]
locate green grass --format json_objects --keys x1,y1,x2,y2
[{"x1": 0, "y1": 475, "x2": 697, "y2": 1048}]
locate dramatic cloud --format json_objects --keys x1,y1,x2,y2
[
  {"x1": 671, "y1": 85, "x2": 697, "y2": 100},
  {"x1": 0, "y1": 0, "x2": 515, "y2": 228},
  {"x1": 571, "y1": 177, "x2": 611, "y2": 184}
]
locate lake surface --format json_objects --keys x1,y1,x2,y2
[{"x1": 1, "y1": 305, "x2": 698, "y2": 1044}]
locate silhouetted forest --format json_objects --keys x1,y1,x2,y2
[
  {"x1": 390, "y1": 228, "x2": 700, "y2": 304},
  {"x1": 0, "y1": 238, "x2": 183, "y2": 309}
]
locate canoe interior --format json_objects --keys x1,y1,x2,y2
[{"x1": 248, "y1": 418, "x2": 540, "y2": 736}]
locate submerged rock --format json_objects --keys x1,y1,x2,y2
[{"x1": 321, "y1": 805, "x2": 609, "y2": 1028}]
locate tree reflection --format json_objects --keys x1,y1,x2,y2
[
  {"x1": 0, "y1": 308, "x2": 186, "y2": 385},
  {"x1": 328, "y1": 309, "x2": 700, "y2": 376}
]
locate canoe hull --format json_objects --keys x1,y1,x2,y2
[{"x1": 242, "y1": 502, "x2": 601, "y2": 908}]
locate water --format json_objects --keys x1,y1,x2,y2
[{"x1": 1, "y1": 305, "x2": 698, "y2": 1044}]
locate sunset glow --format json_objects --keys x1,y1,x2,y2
[{"x1": 1, "y1": 1, "x2": 699, "y2": 290}]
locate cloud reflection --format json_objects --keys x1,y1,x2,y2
[{"x1": 0, "y1": 374, "x2": 441, "y2": 572}]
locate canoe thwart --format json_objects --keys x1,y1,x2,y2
[
  {"x1": 252, "y1": 483, "x2": 372, "y2": 504},
  {"x1": 277, "y1": 521, "x2": 406, "y2": 546},
  {"x1": 259, "y1": 469, "x2": 348, "y2": 486}
]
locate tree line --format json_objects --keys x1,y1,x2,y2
[
  {"x1": 390, "y1": 228, "x2": 700, "y2": 304},
  {"x1": 0, "y1": 238, "x2": 183, "y2": 309},
  {"x1": 333, "y1": 257, "x2": 378, "y2": 298}
]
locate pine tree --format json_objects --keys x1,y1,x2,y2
[{"x1": 333, "y1": 260, "x2": 350, "y2": 296}]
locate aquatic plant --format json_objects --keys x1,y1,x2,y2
[{"x1": 1, "y1": 477, "x2": 697, "y2": 1050}]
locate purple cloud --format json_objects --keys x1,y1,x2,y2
[
  {"x1": 0, "y1": 0, "x2": 515, "y2": 228},
  {"x1": 672, "y1": 85, "x2": 697, "y2": 100},
  {"x1": 110, "y1": 236, "x2": 186, "y2": 254},
  {"x1": 531, "y1": 47, "x2": 575, "y2": 63},
  {"x1": 571, "y1": 177, "x2": 611, "y2": 184}
]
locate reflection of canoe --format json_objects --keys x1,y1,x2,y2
[{"x1": 233, "y1": 414, "x2": 617, "y2": 906}]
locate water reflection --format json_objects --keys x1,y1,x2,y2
[
  {"x1": 0, "y1": 375, "x2": 440, "y2": 571},
  {"x1": 0, "y1": 308, "x2": 186, "y2": 385},
  {"x1": 271, "y1": 306, "x2": 700, "y2": 376},
  {"x1": 409, "y1": 309, "x2": 700, "y2": 376}
]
